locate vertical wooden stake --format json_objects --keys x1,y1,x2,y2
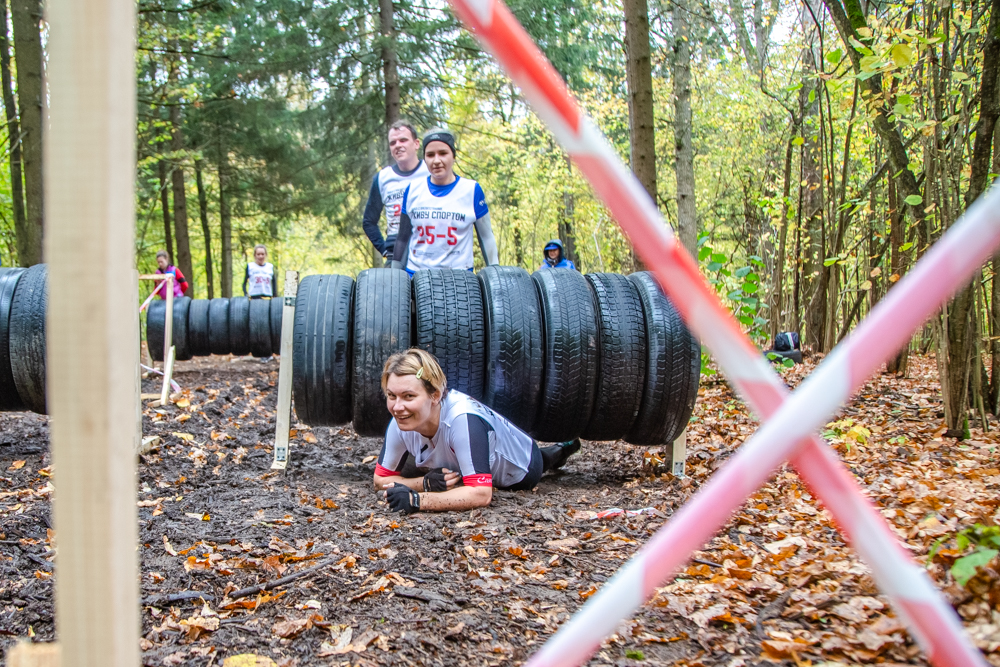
[
  {"x1": 272, "y1": 271, "x2": 299, "y2": 470},
  {"x1": 159, "y1": 346, "x2": 175, "y2": 406},
  {"x1": 163, "y1": 274, "x2": 173, "y2": 368},
  {"x1": 6, "y1": 642, "x2": 60, "y2": 667},
  {"x1": 45, "y1": 0, "x2": 140, "y2": 666},
  {"x1": 671, "y1": 428, "x2": 687, "y2": 478}
]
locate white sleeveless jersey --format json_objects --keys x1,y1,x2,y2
[
  {"x1": 246, "y1": 262, "x2": 275, "y2": 297},
  {"x1": 402, "y1": 176, "x2": 485, "y2": 271},
  {"x1": 377, "y1": 161, "x2": 429, "y2": 237}
]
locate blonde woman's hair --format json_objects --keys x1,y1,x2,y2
[{"x1": 381, "y1": 348, "x2": 447, "y2": 397}]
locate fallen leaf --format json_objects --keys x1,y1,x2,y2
[
  {"x1": 179, "y1": 614, "x2": 219, "y2": 640},
  {"x1": 163, "y1": 535, "x2": 178, "y2": 556},
  {"x1": 362, "y1": 455, "x2": 377, "y2": 464},
  {"x1": 172, "y1": 432, "x2": 195, "y2": 442},
  {"x1": 222, "y1": 656, "x2": 278, "y2": 667},
  {"x1": 9, "y1": 460, "x2": 25, "y2": 470},
  {"x1": 271, "y1": 614, "x2": 321, "y2": 639}
]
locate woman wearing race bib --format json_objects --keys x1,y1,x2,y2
[
  {"x1": 391, "y1": 129, "x2": 499, "y2": 273},
  {"x1": 374, "y1": 349, "x2": 580, "y2": 513}
]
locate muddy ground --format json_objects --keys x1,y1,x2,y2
[{"x1": 0, "y1": 353, "x2": 998, "y2": 667}]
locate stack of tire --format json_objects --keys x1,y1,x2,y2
[
  {"x1": 0, "y1": 265, "x2": 48, "y2": 415},
  {"x1": 292, "y1": 267, "x2": 700, "y2": 446},
  {"x1": 146, "y1": 296, "x2": 283, "y2": 362}
]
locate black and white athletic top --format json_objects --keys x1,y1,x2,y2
[
  {"x1": 361, "y1": 161, "x2": 430, "y2": 256},
  {"x1": 376, "y1": 390, "x2": 534, "y2": 488},
  {"x1": 244, "y1": 261, "x2": 276, "y2": 297},
  {"x1": 392, "y1": 176, "x2": 499, "y2": 272}
]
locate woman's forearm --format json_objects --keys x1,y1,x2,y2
[{"x1": 417, "y1": 485, "x2": 492, "y2": 511}]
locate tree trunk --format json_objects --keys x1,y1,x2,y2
[
  {"x1": 769, "y1": 123, "x2": 798, "y2": 343},
  {"x1": 885, "y1": 176, "x2": 909, "y2": 374},
  {"x1": 960, "y1": 0, "x2": 1000, "y2": 424},
  {"x1": 158, "y1": 160, "x2": 174, "y2": 263},
  {"x1": 10, "y1": 0, "x2": 43, "y2": 265},
  {"x1": 623, "y1": 0, "x2": 656, "y2": 202},
  {"x1": 218, "y1": 143, "x2": 232, "y2": 298},
  {"x1": 379, "y1": 0, "x2": 399, "y2": 129},
  {"x1": 670, "y1": 0, "x2": 696, "y2": 256},
  {"x1": 559, "y1": 157, "x2": 579, "y2": 268},
  {"x1": 799, "y1": 31, "x2": 825, "y2": 349},
  {"x1": 170, "y1": 104, "x2": 194, "y2": 296},
  {"x1": 0, "y1": 0, "x2": 24, "y2": 267},
  {"x1": 195, "y1": 160, "x2": 214, "y2": 300}
]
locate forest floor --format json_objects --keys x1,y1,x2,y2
[{"x1": 0, "y1": 353, "x2": 999, "y2": 667}]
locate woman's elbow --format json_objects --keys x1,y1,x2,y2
[{"x1": 471, "y1": 486, "x2": 493, "y2": 507}]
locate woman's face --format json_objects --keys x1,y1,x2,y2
[
  {"x1": 254, "y1": 247, "x2": 267, "y2": 265},
  {"x1": 424, "y1": 142, "x2": 455, "y2": 183},
  {"x1": 385, "y1": 373, "x2": 440, "y2": 432},
  {"x1": 156, "y1": 255, "x2": 169, "y2": 270}
]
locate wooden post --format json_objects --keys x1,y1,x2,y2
[
  {"x1": 163, "y1": 274, "x2": 173, "y2": 366},
  {"x1": 45, "y1": 0, "x2": 140, "y2": 666},
  {"x1": 158, "y1": 346, "x2": 175, "y2": 406},
  {"x1": 6, "y1": 643, "x2": 60, "y2": 667},
  {"x1": 272, "y1": 271, "x2": 299, "y2": 470},
  {"x1": 671, "y1": 428, "x2": 687, "y2": 478}
]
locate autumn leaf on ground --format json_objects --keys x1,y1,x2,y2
[
  {"x1": 271, "y1": 613, "x2": 322, "y2": 639},
  {"x1": 179, "y1": 614, "x2": 219, "y2": 640},
  {"x1": 222, "y1": 656, "x2": 277, "y2": 667},
  {"x1": 9, "y1": 460, "x2": 25, "y2": 470}
]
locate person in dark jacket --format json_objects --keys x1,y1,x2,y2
[{"x1": 538, "y1": 238, "x2": 576, "y2": 270}]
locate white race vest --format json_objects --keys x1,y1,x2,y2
[
  {"x1": 246, "y1": 262, "x2": 274, "y2": 297},
  {"x1": 378, "y1": 161, "x2": 429, "y2": 237},
  {"x1": 402, "y1": 176, "x2": 481, "y2": 271}
]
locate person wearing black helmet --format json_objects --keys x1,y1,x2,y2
[
  {"x1": 391, "y1": 129, "x2": 499, "y2": 273},
  {"x1": 538, "y1": 238, "x2": 576, "y2": 270}
]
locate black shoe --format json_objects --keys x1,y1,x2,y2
[{"x1": 541, "y1": 438, "x2": 581, "y2": 471}]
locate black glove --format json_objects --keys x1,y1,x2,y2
[
  {"x1": 423, "y1": 468, "x2": 449, "y2": 492},
  {"x1": 385, "y1": 485, "x2": 421, "y2": 514}
]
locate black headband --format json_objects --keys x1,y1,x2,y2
[{"x1": 422, "y1": 130, "x2": 456, "y2": 155}]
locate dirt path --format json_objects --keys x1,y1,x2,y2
[{"x1": 0, "y1": 354, "x2": 998, "y2": 666}]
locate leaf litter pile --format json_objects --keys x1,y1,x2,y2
[{"x1": 1, "y1": 354, "x2": 1000, "y2": 666}]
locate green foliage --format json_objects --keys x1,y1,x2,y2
[
  {"x1": 625, "y1": 649, "x2": 645, "y2": 660},
  {"x1": 697, "y1": 232, "x2": 768, "y2": 346},
  {"x1": 937, "y1": 525, "x2": 1000, "y2": 587}
]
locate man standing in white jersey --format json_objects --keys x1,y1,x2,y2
[
  {"x1": 362, "y1": 120, "x2": 430, "y2": 262},
  {"x1": 391, "y1": 129, "x2": 499, "y2": 273}
]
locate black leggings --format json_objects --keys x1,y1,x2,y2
[{"x1": 498, "y1": 442, "x2": 543, "y2": 491}]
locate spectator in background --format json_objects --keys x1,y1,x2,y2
[
  {"x1": 243, "y1": 244, "x2": 277, "y2": 298},
  {"x1": 538, "y1": 238, "x2": 576, "y2": 271},
  {"x1": 362, "y1": 120, "x2": 429, "y2": 263},
  {"x1": 154, "y1": 250, "x2": 189, "y2": 299}
]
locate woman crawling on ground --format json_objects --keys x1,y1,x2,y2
[{"x1": 374, "y1": 349, "x2": 579, "y2": 514}]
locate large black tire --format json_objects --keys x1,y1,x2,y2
[
  {"x1": 413, "y1": 269, "x2": 485, "y2": 399},
  {"x1": 479, "y1": 266, "x2": 542, "y2": 431},
  {"x1": 249, "y1": 298, "x2": 272, "y2": 357},
  {"x1": 0, "y1": 269, "x2": 26, "y2": 411},
  {"x1": 270, "y1": 296, "x2": 283, "y2": 353},
  {"x1": 9, "y1": 264, "x2": 47, "y2": 414},
  {"x1": 626, "y1": 272, "x2": 701, "y2": 446},
  {"x1": 531, "y1": 269, "x2": 598, "y2": 442},
  {"x1": 187, "y1": 299, "x2": 211, "y2": 357},
  {"x1": 352, "y1": 268, "x2": 411, "y2": 437},
  {"x1": 171, "y1": 297, "x2": 192, "y2": 361},
  {"x1": 228, "y1": 297, "x2": 251, "y2": 356},
  {"x1": 583, "y1": 273, "x2": 647, "y2": 441},
  {"x1": 147, "y1": 300, "x2": 166, "y2": 362},
  {"x1": 292, "y1": 275, "x2": 354, "y2": 426},
  {"x1": 208, "y1": 298, "x2": 230, "y2": 355}
]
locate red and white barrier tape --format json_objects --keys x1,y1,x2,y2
[{"x1": 448, "y1": 1, "x2": 997, "y2": 666}]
